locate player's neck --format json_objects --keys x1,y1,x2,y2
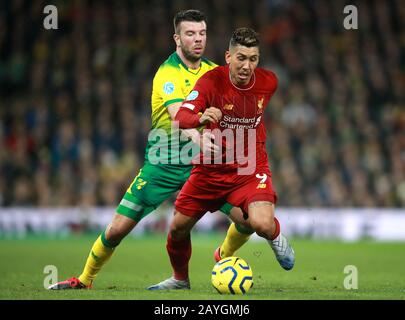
[{"x1": 176, "y1": 49, "x2": 201, "y2": 70}]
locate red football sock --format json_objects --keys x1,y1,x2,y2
[
  {"x1": 271, "y1": 217, "x2": 280, "y2": 240},
  {"x1": 166, "y1": 233, "x2": 192, "y2": 281}
]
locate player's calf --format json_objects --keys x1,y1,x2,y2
[
  {"x1": 251, "y1": 215, "x2": 295, "y2": 270},
  {"x1": 247, "y1": 203, "x2": 295, "y2": 271}
]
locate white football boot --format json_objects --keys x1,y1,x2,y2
[
  {"x1": 269, "y1": 233, "x2": 295, "y2": 270},
  {"x1": 147, "y1": 276, "x2": 190, "y2": 290}
]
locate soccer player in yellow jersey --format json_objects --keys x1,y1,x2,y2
[{"x1": 48, "y1": 10, "x2": 253, "y2": 290}]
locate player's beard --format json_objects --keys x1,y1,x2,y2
[{"x1": 180, "y1": 43, "x2": 203, "y2": 63}]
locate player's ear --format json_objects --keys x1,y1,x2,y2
[
  {"x1": 173, "y1": 33, "x2": 180, "y2": 47},
  {"x1": 225, "y1": 51, "x2": 231, "y2": 64}
]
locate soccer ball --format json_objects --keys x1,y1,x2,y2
[{"x1": 211, "y1": 256, "x2": 253, "y2": 294}]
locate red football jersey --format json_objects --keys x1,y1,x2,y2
[{"x1": 178, "y1": 64, "x2": 278, "y2": 169}]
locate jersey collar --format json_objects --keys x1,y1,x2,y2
[{"x1": 173, "y1": 52, "x2": 203, "y2": 75}]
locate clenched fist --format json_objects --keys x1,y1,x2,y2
[{"x1": 199, "y1": 107, "x2": 222, "y2": 124}]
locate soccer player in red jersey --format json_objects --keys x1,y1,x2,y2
[
  {"x1": 48, "y1": 10, "x2": 252, "y2": 291},
  {"x1": 148, "y1": 27, "x2": 295, "y2": 290}
]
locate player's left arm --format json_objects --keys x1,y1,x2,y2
[
  {"x1": 164, "y1": 101, "x2": 200, "y2": 145},
  {"x1": 166, "y1": 101, "x2": 218, "y2": 153},
  {"x1": 163, "y1": 100, "x2": 206, "y2": 152}
]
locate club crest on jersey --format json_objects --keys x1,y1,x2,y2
[
  {"x1": 257, "y1": 97, "x2": 264, "y2": 114},
  {"x1": 186, "y1": 90, "x2": 199, "y2": 101},
  {"x1": 163, "y1": 82, "x2": 175, "y2": 94},
  {"x1": 135, "y1": 178, "x2": 147, "y2": 190}
]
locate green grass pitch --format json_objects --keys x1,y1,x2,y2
[{"x1": 0, "y1": 234, "x2": 404, "y2": 300}]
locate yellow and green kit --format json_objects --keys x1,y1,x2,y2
[{"x1": 116, "y1": 52, "x2": 229, "y2": 221}]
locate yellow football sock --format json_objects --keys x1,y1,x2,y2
[
  {"x1": 220, "y1": 223, "x2": 253, "y2": 258},
  {"x1": 78, "y1": 232, "x2": 115, "y2": 286}
]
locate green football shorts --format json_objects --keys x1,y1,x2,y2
[{"x1": 116, "y1": 160, "x2": 233, "y2": 222}]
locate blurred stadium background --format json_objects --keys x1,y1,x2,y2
[{"x1": 0, "y1": 0, "x2": 404, "y2": 241}]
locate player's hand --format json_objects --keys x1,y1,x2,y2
[
  {"x1": 180, "y1": 128, "x2": 201, "y2": 144},
  {"x1": 200, "y1": 131, "x2": 221, "y2": 156},
  {"x1": 199, "y1": 107, "x2": 222, "y2": 124}
]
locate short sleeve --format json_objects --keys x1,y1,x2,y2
[{"x1": 153, "y1": 67, "x2": 185, "y2": 107}]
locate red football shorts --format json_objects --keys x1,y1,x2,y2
[{"x1": 175, "y1": 165, "x2": 278, "y2": 219}]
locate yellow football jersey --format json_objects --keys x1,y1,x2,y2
[{"x1": 145, "y1": 52, "x2": 217, "y2": 163}]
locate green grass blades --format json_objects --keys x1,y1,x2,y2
[{"x1": 0, "y1": 234, "x2": 404, "y2": 300}]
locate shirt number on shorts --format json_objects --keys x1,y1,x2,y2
[{"x1": 256, "y1": 173, "x2": 267, "y2": 189}]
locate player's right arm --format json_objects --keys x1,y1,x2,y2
[
  {"x1": 168, "y1": 101, "x2": 221, "y2": 126},
  {"x1": 165, "y1": 102, "x2": 220, "y2": 154},
  {"x1": 163, "y1": 83, "x2": 218, "y2": 153},
  {"x1": 175, "y1": 72, "x2": 222, "y2": 128},
  {"x1": 198, "y1": 107, "x2": 222, "y2": 124},
  {"x1": 175, "y1": 106, "x2": 222, "y2": 128},
  {"x1": 166, "y1": 102, "x2": 182, "y2": 121}
]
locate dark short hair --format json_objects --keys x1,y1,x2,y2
[
  {"x1": 173, "y1": 9, "x2": 206, "y2": 34},
  {"x1": 229, "y1": 27, "x2": 260, "y2": 48}
]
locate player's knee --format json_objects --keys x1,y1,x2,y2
[
  {"x1": 169, "y1": 224, "x2": 190, "y2": 241},
  {"x1": 105, "y1": 214, "x2": 138, "y2": 245},
  {"x1": 105, "y1": 225, "x2": 127, "y2": 245},
  {"x1": 105, "y1": 227, "x2": 125, "y2": 246},
  {"x1": 250, "y1": 216, "x2": 275, "y2": 239}
]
